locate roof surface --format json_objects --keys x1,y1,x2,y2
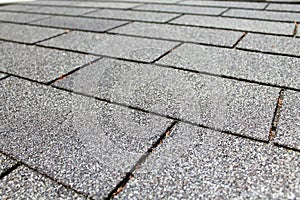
[{"x1": 0, "y1": 0, "x2": 299, "y2": 199}]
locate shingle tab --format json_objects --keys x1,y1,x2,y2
[
  {"x1": 157, "y1": 43, "x2": 300, "y2": 90},
  {"x1": 267, "y1": 3, "x2": 300, "y2": 12},
  {"x1": 275, "y1": 91, "x2": 300, "y2": 151},
  {"x1": 73, "y1": 2, "x2": 141, "y2": 9},
  {"x1": 27, "y1": 6, "x2": 97, "y2": 16},
  {"x1": 223, "y1": 9, "x2": 300, "y2": 22},
  {"x1": 0, "y1": 77, "x2": 172, "y2": 198},
  {"x1": 54, "y1": 58, "x2": 279, "y2": 141},
  {"x1": 179, "y1": 0, "x2": 267, "y2": 9},
  {"x1": 117, "y1": 123, "x2": 300, "y2": 199},
  {"x1": 0, "y1": 42, "x2": 98, "y2": 83},
  {"x1": 0, "y1": 23, "x2": 66, "y2": 44},
  {"x1": 39, "y1": 31, "x2": 179, "y2": 62},
  {"x1": 0, "y1": 12, "x2": 49, "y2": 23},
  {"x1": 84, "y1": 9, "x2": 180, "y2": 23},
  {"x1": 111, "y1": 22, "x2": 244, "y2": 47},
  {"x1": 170, "y1": 15, "x2": 295, "y2": 35},
  {"x1": 134, "y1": 4, "x2": 226, "y2": 15},
  {"x1": 0, "y1": 5, "x2": 38, "y2": 12},
  {"x1": 30, "y1": 16, "x2": 128, "y2": 32},
  {"x1": 0, "y1": 166, "x2": 85, "y2": 199},
  {"x1": 237, "y1": 33, "x2": 300, "y2": 56}
]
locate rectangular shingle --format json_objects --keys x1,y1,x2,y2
[
  {"x1": 156, "y1": 43, "x2": 300, "y2": 90},
  {"x1": 170, "y1": 15, "x2": 295, "y2": 35},
  {"x1": 73, "y1": 2, "x2": 141, "y2": 9},
  {"x1": 0, "y1": 153, "x2": 17, "y2": 175},
  {"x1": 39, "y1": 31, "x2": 179, "y2": 62},
  {"x1": 117, "y1": 123, "x2": 300, "y2": 199},
  {"x1": 25, "y1": 6, "x2": 97, "y2": 16},
  {"x1": 0, "y1": 42, "x2": 98, "y2": 83},
  {"x1": 179, "y1": 0, "x2": 267, "y2": 9},
  {"x1": 267, "y1": 3, "x2": 300, "y2": 12},
  {"x1": 30, "y1": 16, "x2": 128, "y2": 32},
  {"x1": 134, "y1": 4, "x2": 226, "y2": 15},
  {"x1": 84, "y1": 9, "x2": 180, "y2": 23},
  {"x1": 237, "y1": 33, "x2": 300, "y2": 56},
  {"x1": 53, "y1": 58, "x2": 279, "y2": 141},
  {"x1": 19, "y1": 1, "x2": 78, "y2": 6},
  {"x1": 111, "y1": 22, "x2": 244, "y2": 47},
  {"x1": 0, "y1": 23, "x2": 66, "y2": 44},
  {"x1": 223, "y1": 9, "x2": 300, "y2": 22},
  {"x1": 105, "y1": 0, "x2": 179, "y2": 3},
  {"x1": 0, "y1": 12, "x2": 50, "y2": 23},
  {"x1": 0, "y1": 77, "x2": 172, "y2": 198},
  {"x1": 0, "y1": 5, "x2": 38, "y2": 12},
  {"x1": 0, "y1": 166, "x2": 85, "y2": 198},
  {"x1": 275, "y1": 91, "x2": 300, "y2": 151}
]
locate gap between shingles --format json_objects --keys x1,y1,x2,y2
[
  {"x1": 105, "y1": 121, "x2": 178, "y2": 199},
  {"x1": 269, "y1": 89, "x2": 284, "y2": 142}
]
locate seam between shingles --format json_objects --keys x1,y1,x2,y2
[
  {"x1": 219, "y1": 7, "x2": 230, "y2": 16},
  {"x1": 105, "y1": 121, "x2": 178, "y2": 199},
  {"x1": 269, "y1": 89, "x2": 284, "y2": 142},
  {"x1": 0, "y1": 163, "x2": 21, "y2": 180},
  {"x1": 232, "y1": 31, "x2": 247, "y2": 48},
  {"x1": 293, "y1": 22, "x2": 299, "y2": 37},
  {"x1": 0, "y1": 150, "x2": 91, "y2": 198}
]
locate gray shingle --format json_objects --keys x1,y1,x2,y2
[
  {"x1": 275, "y1": 91, "x2": 300, "y2": 150},
  {"x1": 0, "y1": 12, "x2": 50, "y2": 23},
  {"x1": 134, "y1": 4, "x2": 226, "y2": 15},
  {"x1": 237, "y1": 33, "x2": 300, "y2": 56},
  {"x1": 110, "y1": 22, "x2": 243, "y2": 47},
  {"x1": 223, "y1": 9, "x2": 300, "y2": 22},
  {"x1": 267, "y1": 3, "x2": 300, "y2": 12},
  {"x1": 84, "y1": 9, "x2": 180, "y2": 23},
  {"x1": 30, "y1": 16, "x2": 128, "y2": 32},
  {"x1": 73, "y1": 2, "x2": 141, "y2": 9},
  {"x1": 179, "y1": 0, "x2": 267, "y2": 9},
  {"x1": 27, "y1": 6, "x2": 97, "y2": 16},
  {"x1": 54, "y1": 58, "x2": 279, "y2": 141},
  {"x1": 0, "y1": 166, "x2": 85, "y2": 199},
  {"x1": 117, "y1": 123, "x2": 300, "y2": 199},
  {"x1": 157, "y1": 43, "x2": 300, "y2": 90},
  {"x1": 20, "y1": 1, "x2": 78, "y2": 6},
  {"x1": 0, "y1": 73, "x2": 8, "y2": 80},
  {"x1": 39, "y1": 31, "x2": 179, "y2": 62},
  {"x1": 105, "y1": 0, "x2": 179, "y2": 3},
  {"x1": 0, "y1": 5, "x2": 38, "y2": 12},
  {"x1": 0, "y1": 42, "x2": 98, "y2": 83},
  {"x1": 0, "y1": 77, "x2": 172, "y2": 198},
  {"x1": 170, "y1": 15, "x2": 295, "y2": 35},
  {"x1": 0, "y1": 153, "x2": 17, "y2": 175},
  {"x1": 0, "y1": 23, "x2": 66, "y2": 44}
]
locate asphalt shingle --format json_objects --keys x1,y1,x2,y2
[
  {"x1": 0, "y1": 42, "x2": 98, "y2": 83},
  {"x1": 54, "y1": 58, "x2": 279, "y2": 141},
  {"x1": 0, "y1": 73, "x2": 8, "y2": 80},
  {"x1": 26, "y1": 6, "x2": 97, "y2": 16},
  {"x1": 73, "y1": 2, "x2": 141, "y2": 9},
  {"x1": 267, "y1": 3, "x2": 300, "y2": 12},
  {"x1": 170, "y1": 15, "x2": 295, "y2": 35},
  {"x1": 110, "y1": 22, "x2": 244, "y2": 47},
  {"x1": 20, "y1": 1, "x2": 77, "y2": 6},
  {"x1": 223, "y1": 9, "x2": 300, "y2": 22},
  {"x1": 0, "y1": 12, "x2": 50, "y2": 23},
  {"x1": 179, "y1": 0, "x2": 267, "y2": 9},
  {"x1": 237, "y1": 33, "x2": 300, "y2": 56},
  {"x1": 30, "y1": 15, "x2": 128, "y2": 32},
  {"x1": 0, "y1": 153, "x2": 17, "y2": 175},
  {"x1": 275, "y1": 91, "x2": 300, "y2": 151},
  {"x1": 134, "y1": 4, "x2": 226, "y2": 15},
  {"x1": 0, "y1": 166, "x2": 85, "y2": 199},
  {"x1": 84, "y1": 9, "x2": 180, "y2": 23},
  {"x1": 39, "y1": 31, "x2": 179, "y2": 62},
  {"x1": 0, "y1": 23, "x2": 66, "y2": 44},
  {"x1": 0, "y1": 77, "x2": 172, "y2": 198},
  {"x1": 157, "y1": 43, "x2": 300, "y2": 90},
  {"x1": 117, "y1": 123, "x2": 300, "y2": 199},
  {"x1": 0, "y1": 5, "x2": 38, "y2": 12}
]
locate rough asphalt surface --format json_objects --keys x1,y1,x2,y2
[{"x1": 0, "y1": 0, "x2": 299, "y2": 199}]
